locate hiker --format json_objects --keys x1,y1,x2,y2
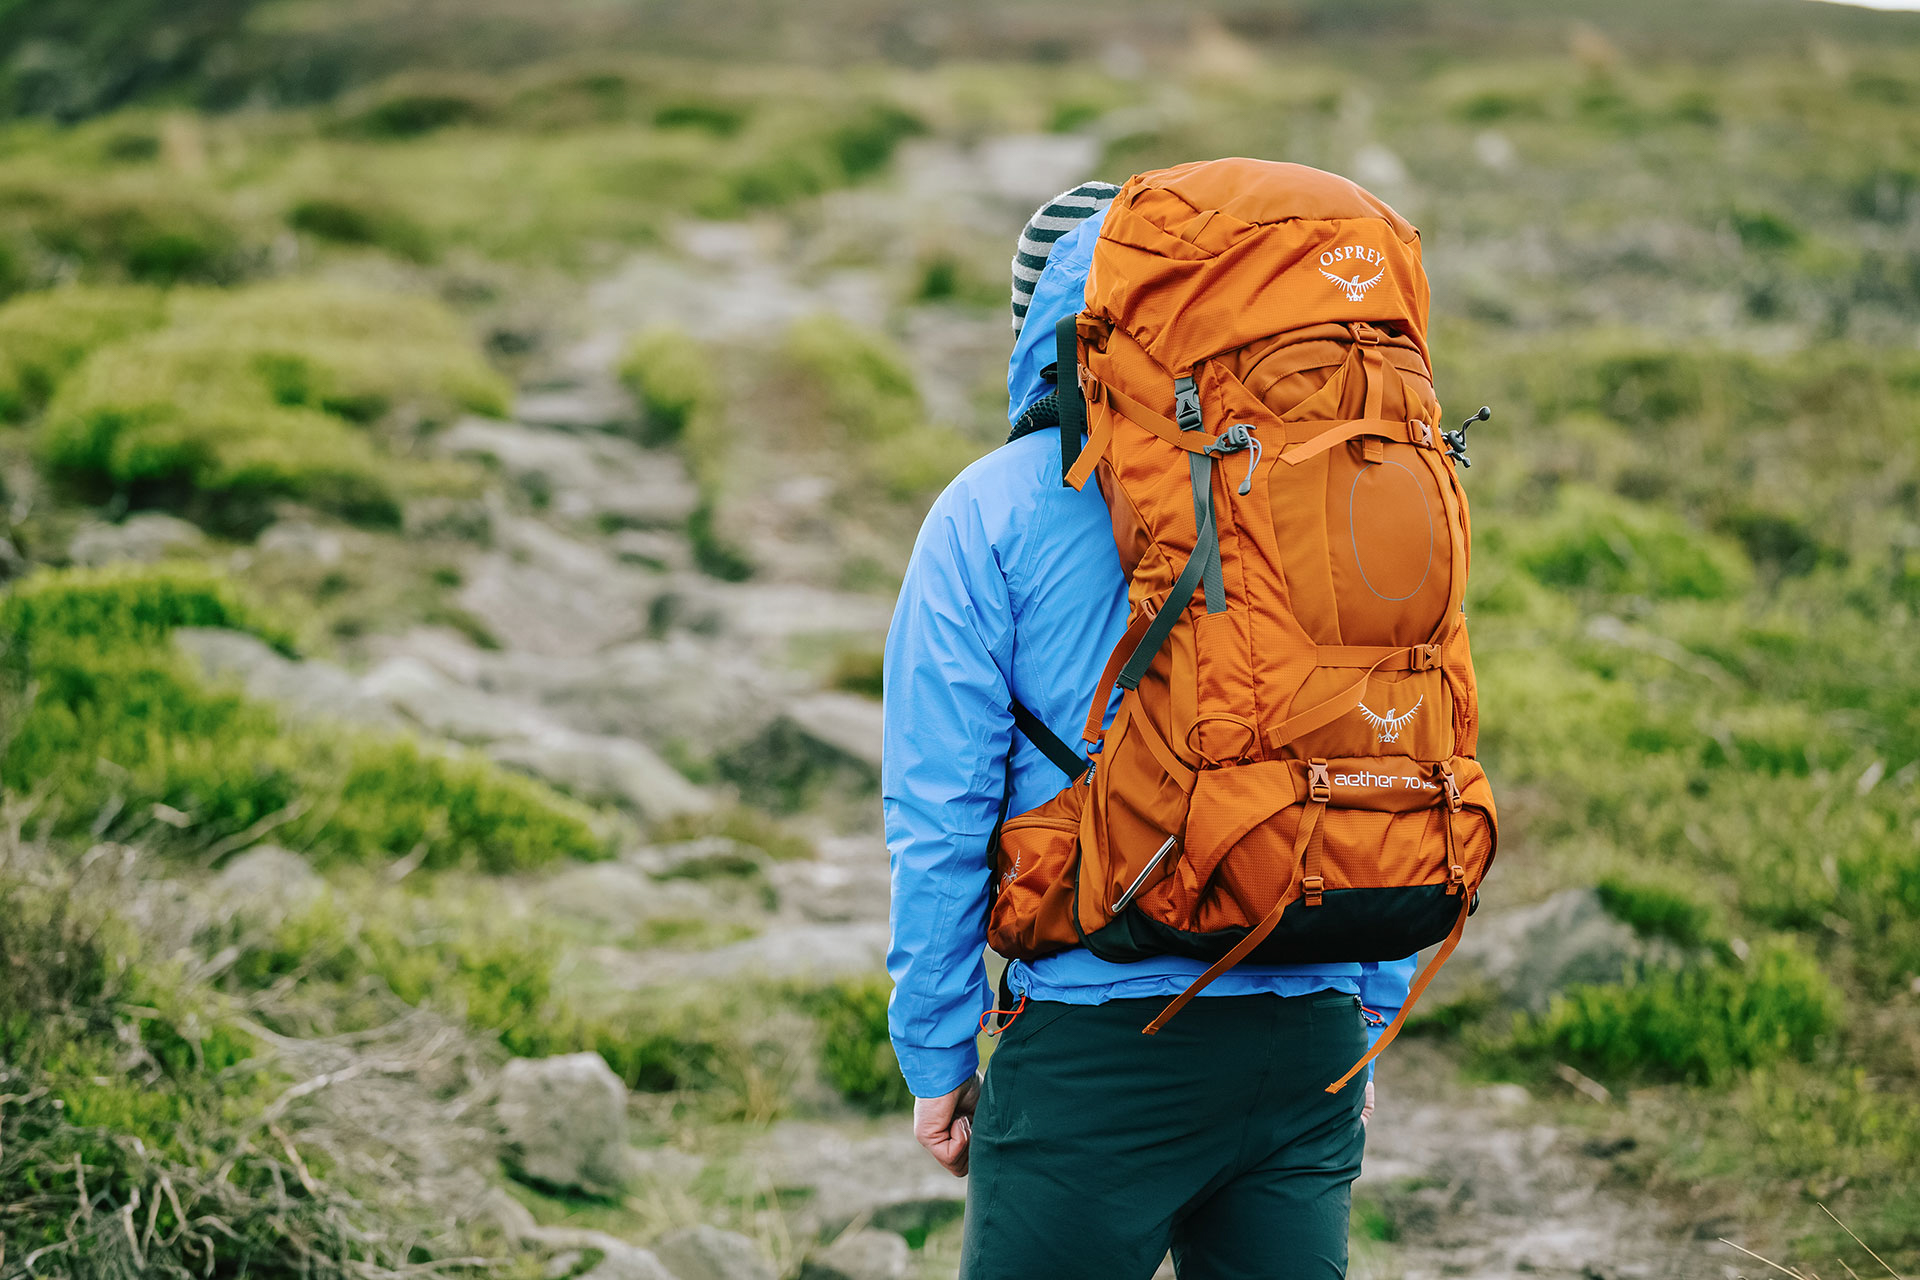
[{"x1": 883, "y1": 161, "x2": 1495, "y2": 1279}]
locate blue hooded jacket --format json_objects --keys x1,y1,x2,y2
[{"x1": 881, "y1": 211, "x2": 1415, "y2": 1099}]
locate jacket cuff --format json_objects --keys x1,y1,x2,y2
[{"x1": 898, "y1": 1042, "x2": 980, "y2": 1101}]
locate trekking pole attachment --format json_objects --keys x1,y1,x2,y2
[{"x1": 1442, "y1": 406, "x2": 1490, "y2": 468}]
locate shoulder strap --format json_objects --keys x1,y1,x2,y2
[
  {"x1": 1010, "y1": 698, "x2": 1090, "y2": 781},
  {"x1": 1054, "y1": 315, "x2": 1085, "y2": 487}
]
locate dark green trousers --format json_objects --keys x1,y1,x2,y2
[{"x1": 959, "y1": 992, "x2": 1367, "y2": 1280}]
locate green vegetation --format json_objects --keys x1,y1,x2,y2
[
  {"x1": 34, "y1": 281, "x2": 504, "y2": 534},
  {"x1": 619, "y1": 326, "x2": 716, "y2": 446},
  {"x1": 0, "y1": 283, "x2": 165, "y2": 418},
  {"x1": 1505, "y1": 941, "x2": 1841, "y2": 1085},
  {"x1": 2, "y1": 563, "x2": 604, "y2": 869},
  {"x1": 811, "y1": 979, "x2": 913, "y2": 1113}
]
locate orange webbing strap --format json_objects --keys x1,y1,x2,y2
[
  {"x1": 1081, "y1": 607, "x2": 1158, "y2": 744},
  {"x1": 1324, "y1": 887, "x2": 1471, "y2": 1095},
  {"x1": 1115, "y1": 701, "x2": 1196, "y2": 793},
  {"x1": 1315, "y1": 643, "x2": 1439, "y2": 671},
  {"x1": 1098, "y1": 381, "x2": 1214, "y2": 455},
  {"x1": 1264, "y1": 650, "x2": 1396, "y2": 750},
  {"x1": 1277, "y1": 417, "x2": 1427, "y2": 465},
  {"x1": 1065, "y1": 407, "x2": 1114, "y2": 490},
  {"x1": 1142, "y1": 798, "x2": 1325, "y2": 1036}
]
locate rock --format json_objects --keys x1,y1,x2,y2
[
  {"x1": 255, "y1": 520, "x2": 345, "y2": 566},
  {"x1": 599, "y1": 923, "x2": 888, "y2": 990},
  {"x1": 800, "y1": 1230, "x2": 910, "y2": 1280},
  {"x1": 513, "y1": 386, "x2": 635, "y2": 433},
  {"x1": 779, "y1": 694, "x2": 883, "y2": 772},
  {"x1": 1426, "y1": 888, "x2": 1675, "y2": 1017},
  {"x1": 211, "y1": 845, "x2": 326, "y2": 923},
  {"x1": 626, "y1": 837, "x2": 770, "y2": 880},
  {"x1": 652, "y1": 1226, "x2": 776, "y2": 1280},
  {"x1": 491, "y1": 728, "x2": 711, "y2": 821},
  {"x1": 436, "y1": 415, "x2": 696, "y2": 526},
  {"x1": 497, "y1": 1054, "x2": 632, "y2": 1196},
  {"x1": 748, "y1": 1122, "x2": 966, "y2": 1240},
  {"x1": 67, "y1": 513, "x2": 205, "y2": 566},
  {"x1": 610, "y1": 528, "x2": 690, "y2": 572},
  {"x1": 362, "y1": 656, "x2": 553, "y2": 742},
  {"x1": 579, "y1": 1245, "x2": 678, "y2": 1280},
  {"x1": 175, "y1": 628, "x2": 398, "y2": 728},
  {"x1": 539, "y1": 863, "x2": 726, "y2": 933},
  {"x1": 625, "y1": 1145, "x2": 706, "y2": 1186},
  {"x1": 457, "y1": 535, "x2": 652, "y2": 657},
  {"x1": 767, "y1": 856, "x2": 890, "y2": 924}
]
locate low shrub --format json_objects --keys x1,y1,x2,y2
[
  {"x1": 287, "y1": 195, "x2": 438, "y2": 263},
  {"x1": 37, "y1": 281, "x2": 507, "y2": 531},
  {"x1": 618, "y1": 326, "x2": 715, "y2": 444},
  {"x1": 811, "y1": 978, "x2": 912, "y2": 1113},
  {"x1": 32, "y1": 191, "x2": 249, "y2": 285},
  {"x1": 1595, "y1": 871, "x2": 1724, "y2": 951},
  {"x1": 1517, "y1": 486, "x2": 1751, "y2": 601},
  {"x1": 0, "y1": 284, "x2": 166, "y2": 419},
  {"x1": 350, "y1": 90, "x2": 490, "y2": 138},
  {"x1": 781, "y1": 313, "x2": 921, "y2": 442},
  {"x1": 1509, "y1": 941, "x2": 1841, "y2": 1085}
]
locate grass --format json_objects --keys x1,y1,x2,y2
[
  {"x1": 34, "y1": 280, "x2": 505, "y2": 534},
  {"x1": 1, "y1": 562, "x2": 606, "y2": 870}
]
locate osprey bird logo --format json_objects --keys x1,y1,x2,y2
[
  {"x1": 1357, "y1": 694, "x2": 1423, "y2": 744},
  {"x1": 1320, "y1": 265, "x2": 1387, "y2": 302}
]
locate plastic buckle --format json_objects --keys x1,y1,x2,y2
[
  {"x1": 1446, "y1": 863, "x2": 1466, "y2": 895},
  {"x1": 1438, "y1": 761, "x2": 1463, "y2": 812},
  {"x1": 1415, "y1": 420, "x2": 1435, "y2": 448},
  {"x1": 1174, "y1": 375, "x2": 1204, "y2": 432},
  {"x1": 1303, "y1": 874, "x2": 1325, "y2": 906},
  {"x1": 1308, "y1": 759, "x2": 1332, "y2": 804},
  {"x1": 1349, "y1": 321, "x2": 1382, "y2": 346},
  {"x1": 1411, "y1": 644, "x2": 1440, "y2": 672}
]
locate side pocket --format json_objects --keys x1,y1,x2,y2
[{"x1": 988, "y1": 784, "x2": 1087, "y2": 963}]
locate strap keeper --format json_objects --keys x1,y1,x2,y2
[
  {"x1": 1174, "y1": 375, "x2": 1203, "y2": 432},
  {"x1": 1349, "y1": 321, "x2": 1382, "y2": 346},
  {"x1": 1302, "y1": 874, "x2": 1325, "y2": 906},
  {"x1": 1307, "y1": 758, "x2": 1332, "y2": 804},
  {"x1": 1363, "y1": 437, "x2": 1385, "y2": 464}
]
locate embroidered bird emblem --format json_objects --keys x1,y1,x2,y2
[
  {"x1": 1320, "y1": 265, "x2": 1386, "y2": 302},
  {"x1": 1357, "y1": 694, "x2": 1423, "y2": 744}
]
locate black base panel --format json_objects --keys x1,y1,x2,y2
[{"x1": 1081, "y1": 884, "x2": 1474, "y2": 966}]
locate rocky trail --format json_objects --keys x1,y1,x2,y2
[{"x1": 64, "y1": 134, "x2": 1745, "y2": 1280}]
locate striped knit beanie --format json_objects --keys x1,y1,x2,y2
[{"x1": 1010, "y1": 180, "x2": 1121, "y2": 334}]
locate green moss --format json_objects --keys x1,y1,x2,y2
[
  {"x1": 308, "y1": 736, "x2": 607, "y2": 872},
  {"x1": 1508, "y1": 942, "x2": 1841, "y2": 1085},
  {"x1": 0, "y1": 284, "x2": 166, "y2": 419},
  {"x1": 811, "y1": 978, "x2": 911, "y2": 1113}
]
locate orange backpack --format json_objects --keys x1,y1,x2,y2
[{"x1": 989, "y1": 159, "x2": 1498, "y2": 1092}]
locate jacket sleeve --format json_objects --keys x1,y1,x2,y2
[{"x1": 882, "y1": 480, "x2": 1015, "y2": 1099}]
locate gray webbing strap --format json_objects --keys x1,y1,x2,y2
[
  {"x1": 1190, "y1": 451, "x2": 1225, "y2": 614},
  {"x1": 1118, "y1": 489, "x2": 1216, "y2": 692}
]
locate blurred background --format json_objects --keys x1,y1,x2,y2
[{"x1": 0, "y1": 1, "x2": 1916, "y2": 1277}]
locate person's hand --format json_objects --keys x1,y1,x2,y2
[
  {"x1": 1361, "y1": 1079, "x2": 1376, "y2": 1128},
  {"x1": 913, "y1": 1074, "x2": 982, "y2": 1177}
]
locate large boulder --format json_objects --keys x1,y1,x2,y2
[
  {"x1": 748, "y1": 1122, "x2": 966, "y2": 1240},
  {"x1": 799, "y1": 1230, "x2": 910, "y2": 1280},
  {"x1": 1425, "y1": 888, "x2": 1675, "y2": 1017},
  {"x1": 435, "y1": 415, "x2": 696, "y2": 526},
  {"x1": 653, "y1": 1226, "x2": 776, "y2": 1280},
  {"x1": 497, "y1": 1054, "x2": 632, "y2": 1196},
  {"x1": 175, "y1": 628, "x2": 398, "y2": 728}
]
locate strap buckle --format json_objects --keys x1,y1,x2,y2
[
  {"x1": 1174, "y1": 375, "x2": 1204, "y2": 432},
  {"x1": 1349, "y1": 320, "x2": 1382, "y2": 346},
  {"x1": 1302, "y1": 874, "x2": 1325, "y2": 906},
  {"x1": 1414, "y1": 419, "x2": 1435, "y2": 448},
  {"x1": 1307, "y1": 759, "x2": 1332, "y2": 804},
  {"x1": 1438, "y1": 761, "x2": 1463, "y2": 812},
  {"x1": 1410, "y1": 643, "x2": 1440, "y2": 672},
  {"x1": 1445, "y1": 863, "x2": 1466, "y2": 895}
]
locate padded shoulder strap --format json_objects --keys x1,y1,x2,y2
[{"x1": 1054, "y1": 315, "x2": 1085, "y2": 487}]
